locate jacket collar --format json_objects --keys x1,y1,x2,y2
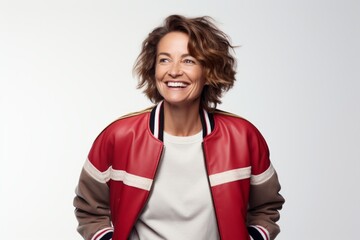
[{"x1": 149, "y1": 101, "x2": 214, "y2": 141}]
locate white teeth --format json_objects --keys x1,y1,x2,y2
[{"x1": 167, "y1": 82, "x2": 187, "y2": 88}]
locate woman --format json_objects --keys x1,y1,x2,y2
[{"x1": 74, "y1": 15, "x2": 284, "y2": 240}]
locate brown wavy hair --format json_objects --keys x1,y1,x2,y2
[{"x1": 133, "y1": 14, "x2": 237, "y2": 112}]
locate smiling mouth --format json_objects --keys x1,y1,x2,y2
[{"x1": 166, "y1": 82, "x2": 188, "y2": 88}]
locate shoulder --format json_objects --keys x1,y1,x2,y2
[
  {"x1": 96, "y1": 106, "x2": 154, "y2": 139},
  {"x1": 117, "y1": 106, "x2": 153, "y2": 121},
  {"x1": 112, "y1": 106, "x2": 152, "y2": 124},
  {"x1": 213, "y1": 109, "x2": 258, "y2": 130},
  {"x1": 212, "y1": 109, "x2": 267, "y2": 141},
  {"x1": 211, "y1": 109, "x2": 270, "y2": 154}
]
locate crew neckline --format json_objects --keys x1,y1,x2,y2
[{"x1": 163, "y1": 131, "x2": 203, "y2": 144}]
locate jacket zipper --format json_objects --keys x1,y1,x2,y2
[
  {"x1": 202, "y1": 142, "x2": 222, "y2": 240},
  {"x1": 128, "y1": 145, "x2": 165, "y2": 237}
]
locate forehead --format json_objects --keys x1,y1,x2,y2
[{"x1": 157, "y1": 32, "x2": 189, "y2": 53}]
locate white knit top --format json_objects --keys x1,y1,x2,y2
[{"x1": 130, "y1": 131, "x2": 219, "y2": 240}]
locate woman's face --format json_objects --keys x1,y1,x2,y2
[{"x1": 155, "y1": 31, "x2": 205, "y2": 108}]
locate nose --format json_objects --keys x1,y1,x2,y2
[{"x1": 168, "y1": 62, "x2": 183, "y2": 78}]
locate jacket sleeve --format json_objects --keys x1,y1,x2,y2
[
  {"x1": 246, "y1": 127, "x2": 285, "y2": 240},
  {"x1": 73, "y1": 128, "x2": 114, "y2": 240},
  {"x1": 74, "y1": 167, "x2": 113, "y2": 240}
]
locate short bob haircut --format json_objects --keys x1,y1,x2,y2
[{"x1": 134, "y1": 14, "x2": 237, "y2": 112}]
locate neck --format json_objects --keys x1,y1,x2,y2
[{"x1": 163, "y1": 101, "x2": 202, "y2": 136}]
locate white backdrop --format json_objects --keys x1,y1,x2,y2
[{"x1": 1, "y1": 0, "x2": 359, "y2": 239}]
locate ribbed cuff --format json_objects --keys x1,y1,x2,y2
[
  {"x1": 248, "y1": 225, "x2": 270, "y2": 240},
  {"x1": 91, "y1": 227, "x2": 113, "y2": 240}
]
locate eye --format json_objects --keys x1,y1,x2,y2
[
  {"x1": 183, "y1": 58, "x2": 196, "y2": 64},
  {"x1": 158, "y1": 58, "x2": 171, "y2": 64}
]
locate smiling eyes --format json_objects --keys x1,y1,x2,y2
[{"x1": 158, "y1": 57, "x2": 197, "y2": 65}]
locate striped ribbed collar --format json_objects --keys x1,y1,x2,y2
[{"x1": 149, "y1": 101, "x2": 215, "y2": 142}]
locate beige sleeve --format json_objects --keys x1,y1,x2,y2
[
  {"x1": 73, "y1": 168, "x2": 112, "y2": 240},
  {"x1": 247, "y1": 171, "x2": 285, "y2": 239}
]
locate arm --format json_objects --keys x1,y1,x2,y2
[
  {"x1": 73, "y1": 166, "x2": 113, "y2": 240},
  {"x1": 247, "y1": 168, "x2": 284, "y2": 240},
  {"x1": 246, "y1": 126, "x2": 285, "y2": 240},
  {"x1": 74, "y1": 127, "x2": 115, "y2": 240}
]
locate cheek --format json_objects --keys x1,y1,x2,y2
[
  {"x1": 154, "y1": 67, "x2": 159, "y2": 80},
  {"x1": 193, "y1": 66, "x2": 204, "y2": 80},
  {"x1": 194, "y1": 71, "x2": 205, "y2": 85},
  {"x1": 154, "y1": 77, "x2": 164, "y2": 93},
  {"x1": 155, "y1": 65, "x2": 166, "y2": 80}
]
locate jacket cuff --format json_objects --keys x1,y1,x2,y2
[
  {"x1": 248, "y1": 225, "x2": 270, "y2": 240},
  {"x1": 91, "y1": 227, "x2": 113, "y2": 240}
]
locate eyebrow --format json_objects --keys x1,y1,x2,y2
[{"x1": 157, "y1": 52, "x2": 193, "y2": 58}]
